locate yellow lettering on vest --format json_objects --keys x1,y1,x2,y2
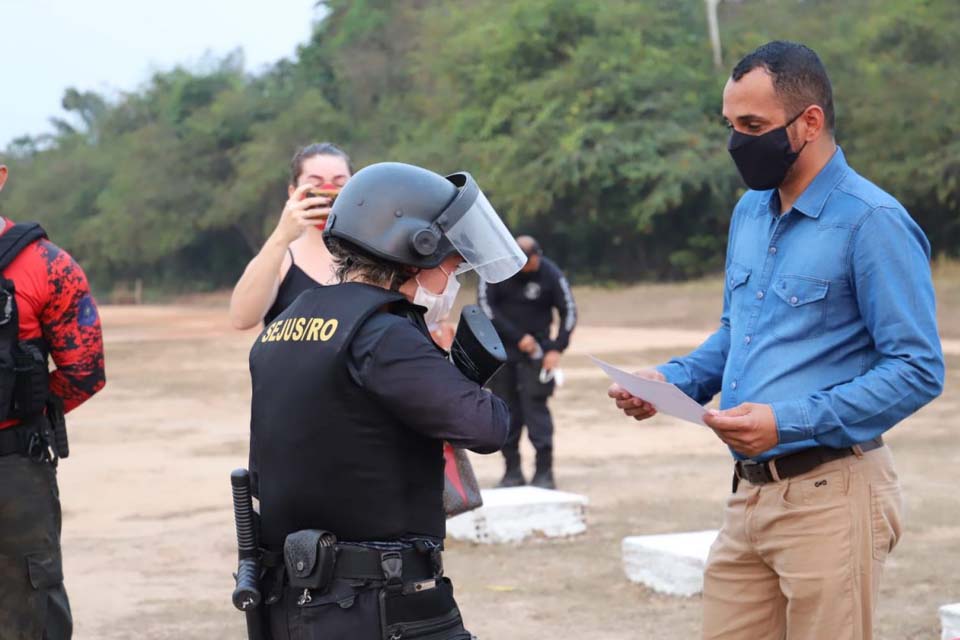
[
  {"x1": 319, "y1": 319, "x2": 339, "y2": 342},
  {"x1": 270, "y1": 321, "x2": 284, "y2": 342},
  {"x1": 260, "y1": 322, "x2": 274, "y2": 343},
  {"x1": 281, "y1": 318, "x2": 296, "y2": 341},
  {"x1": 305, "y1": 318, "x2": 324, "y2": 341},
  {"x1": 291, "y1": 317, "x2": 307, "y2": 341},
  {"x1": 263, "y1": 321, "x2": 280, "y2": 342}
]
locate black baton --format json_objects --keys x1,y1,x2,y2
[{"x1": 231, "y1": 468, "x2": 266, "y2": 640}]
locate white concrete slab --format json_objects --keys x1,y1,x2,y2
[
  {"x1": 622, "y1": 529, "x2": 719, "y2": 597},
  {"x1": 446, "y1": 486, "x2": 588, "y2": 544},
  {"x1": 942, "y1": 602, "x2": 960, "y2": 640}
]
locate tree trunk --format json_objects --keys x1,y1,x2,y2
[{"x1": 706, "y1": 0, "x2": 723, "y2": 70}]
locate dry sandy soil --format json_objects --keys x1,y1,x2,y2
[{"x1": 57, "y1": 278, "x2": 958, "y2": 639}]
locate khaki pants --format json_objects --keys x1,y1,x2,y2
[{"x1": 702, "y1": 446, "x2": 903, "y2": 640}]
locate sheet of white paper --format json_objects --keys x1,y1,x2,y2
[{"x1": 590, "y1": 356, "x2": 708, "y2": 427}]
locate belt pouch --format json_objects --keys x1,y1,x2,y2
[
  {"x1": 13, "y1": 343, "x2": 49, "y2": 417},
  {"x1": 379, "y1": 577, "x2": 468, "y2": 640},
  {"x1": 283, "y1": 529, "x2": 337, "y2": 592},
  {"x1": 0, "y1": 366, "x2": 14, "y2": 425}
]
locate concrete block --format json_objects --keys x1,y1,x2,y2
[
  {"x1": 622, "y1": 529, "x2": 719, "y2": 597},
  {"x1": 446, "y1": 486, "x2": 588, "y2": 544},
  {"x1": 942, "y1": 602, "x2": 960, "y2": 640}
]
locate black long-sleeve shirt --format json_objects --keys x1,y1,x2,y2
[
  {"x1": 347, "y1": 311, "x2": 509, "y2": 453},
  {"x1": 478, "y1": 256, "x2": 577, "y2": 360}
]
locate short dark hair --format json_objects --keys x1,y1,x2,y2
[
  {"x1": 325, "y1": 237, "x2": 410, "y2": 291},
  {"x1": 516, "y1": 235, "x2": 542, "y2": 257},
  {"x1": 289, "y1": 142, "x2": 353, "y2": 186},
  {"x1": 732, "y1": 41, "x2": 835, "y2": 132}
]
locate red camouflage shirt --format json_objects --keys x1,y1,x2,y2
[{"x1": 0, "y1": 218, "x2": 105, "y2": 428}]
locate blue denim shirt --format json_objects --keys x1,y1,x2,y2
[{"x1": 658, "y1": 148, "x2": 945, "y2": 462}]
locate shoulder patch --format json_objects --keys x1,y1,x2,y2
[{"x1": 78, "y1": 294, "x2": 99, "y2": 327}]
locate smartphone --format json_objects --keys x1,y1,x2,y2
[
  {"x1": 306, "y1": 188, "x2": 339, "y2": 231},
  {"x1": 306, "y1": 188, "x2": 339, "y2": 206}
]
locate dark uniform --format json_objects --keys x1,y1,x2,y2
[
  {"x1": 240, "y1": 161, "x2": 524, "y2": 640},
  {"x1": 0, "y1": 220, "x2": 106, "y2": 640},
  {"x1": 252, "y1": 248, "x2": 323, "y2": 495},
  {"x1": 250, "y1": 283, "x2": 508, "y2": 639},
  {"x1": 478, "y1": 255, "x2": 576, "y2": 486}
]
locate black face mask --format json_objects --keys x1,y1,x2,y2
[{"x1": 727, "y1": 109, "x2": 808, "y2": 190}]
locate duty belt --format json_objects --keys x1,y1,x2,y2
[
  {"x1": 734, "y1": 436, "x2": 884, "y2": 486},
  {"x1": 263, "y1": 544, "x2": 441, "y2": 592},
  {"x1": 0, "y1": 418, "x2": 49, "y2": 459},
  {"x1": 334, "y1": 545, "x2": 440, "y2": 584}
]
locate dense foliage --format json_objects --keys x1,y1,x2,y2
[{"x1": 1, "y1": 0, "x2": 957, "y2": 294}]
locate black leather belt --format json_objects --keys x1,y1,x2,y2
[{"x1": 735, "y1": 436, "x2": 884, "y2": 486}]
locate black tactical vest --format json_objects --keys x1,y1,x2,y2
[
  {"x1": 0, "y1": 223, "x2": 51, "y2": 422},
  {"x1": 249, "y1": 282, "x2": 446, "y2": 550}
]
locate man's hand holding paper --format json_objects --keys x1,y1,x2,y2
[
  {"x1": 606, "y1": 369, "x2": 665, "y2": 421},
  {"x1": 593, "y1": 357, "x2": 707, "y2": 426},
  {"x1": 704, "y1": 403, "x2": 779, "y2": 458},
  {"x1": 599, "y1": 357, "x2": 779, "y2": 457}
]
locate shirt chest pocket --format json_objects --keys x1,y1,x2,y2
[
  {"x1": 725, "y1": 263, "x2": 752, "y2": 323},
  {"x1": 770, "y1": 275, "x2": 830, "y2": 342}
]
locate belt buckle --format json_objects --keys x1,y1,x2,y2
[
  {"x1": 738, "y1": 459, "x2": 770, "y2": 485},
  {"x1": 380, "y1": 551, "x2": 404, "y2": 593}
]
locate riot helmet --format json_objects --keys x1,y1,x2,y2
[{"x1": 324, "y1": 162, "x2": 525, "y2": 283}]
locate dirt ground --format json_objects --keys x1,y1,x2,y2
[{"x1": 57, "y1": 278, "x2": 958, "y2": 639}]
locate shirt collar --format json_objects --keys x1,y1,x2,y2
[{"x1": 756, "y1": 146, "x2": 850, "y2": 219}]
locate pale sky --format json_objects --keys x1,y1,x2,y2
[{"x1": 0, "y1": 0, "x2": 323, "y2": 147}]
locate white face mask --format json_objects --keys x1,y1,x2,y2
[{"x1": 413, "y1": 266, "x2": 460, "y2": 326}]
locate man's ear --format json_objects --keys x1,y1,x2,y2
[
  {"x1": 800, "y1": 105, "x2": 826, "y2": 142},
  {"x1": 0, "y1": 165, "x2": 8, "y2": 192}
]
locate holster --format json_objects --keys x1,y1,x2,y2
[{"x1": 283, "y1": 530, "x2": 338, "y2": 592}]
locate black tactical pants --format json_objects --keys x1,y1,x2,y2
[
  {"x1": 488, "y1": 360, "x2": 555, "y2": 457},
  {"x1": 0, "y1": 454, "x2": 72, "y2": 640},
  {"x1": 265, "y1": 576, "x2": 473, "y2": 640}
]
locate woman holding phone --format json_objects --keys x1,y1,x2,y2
[{"x1": 229, "y1": 142, "x2": 353, "y2": 329}]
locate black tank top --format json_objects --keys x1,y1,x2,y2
[{"x1": 263, "y1": 252, "x2": 323, "y2": 325}]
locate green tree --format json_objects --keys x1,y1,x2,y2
[{"x1": 1, "y1": 0, "x2": 956, "y2": 296}]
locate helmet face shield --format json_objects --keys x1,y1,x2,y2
[
  {"x1": 324, "y1": 163, "x2": 524, "y2": 280},
  {"x1": 440, "y1": 177, "x2": 525, "y2": 283}
]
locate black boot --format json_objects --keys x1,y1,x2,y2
[
  {"x1": 530, "y1": 449, "x2": 556, "y2": 490},
  {"x1": 496, "y1": 450, "x2": 525, "y2": 488}
]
